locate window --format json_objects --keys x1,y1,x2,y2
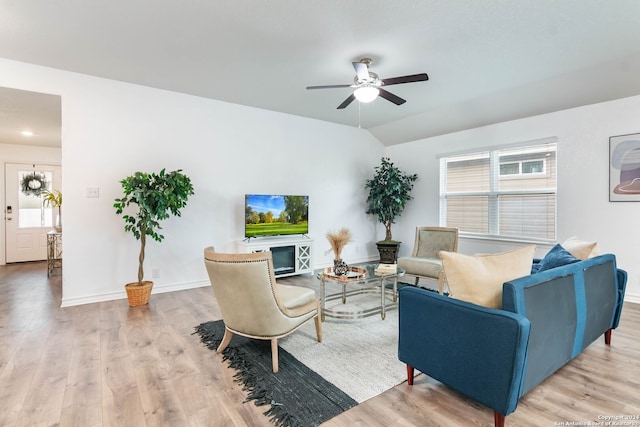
[
  {"x1": 499, "y1": 159, "x2": 545, "y2": 176},
  {"x1": 439, "y1": 139, "x2": 557, "y2": 242}
]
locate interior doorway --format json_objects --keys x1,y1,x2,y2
[
  {"x1": 4, "y1": 163, "x2": 62, "y2": 262},
  {"x1": 0, "y1": 86, "x2": 62, "y2": 267}
]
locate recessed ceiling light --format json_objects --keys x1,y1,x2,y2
[{"x1": 21, "y1": 130, "x2": 34, "y2": 137}]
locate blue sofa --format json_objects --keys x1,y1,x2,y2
[{"x1": 398, "y1": 253, "x2": 627, "y2": 427}]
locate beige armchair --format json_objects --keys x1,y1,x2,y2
[
  {"x1": 397, "y1": 226, "x2": 459, "y2": 294},
  {"x1": 203, "y1": 247, "x2": 322, "y2": 373}
]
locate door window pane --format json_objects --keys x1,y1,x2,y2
[{"x1": 18, "y1": 170, "x2": 53, "y2": 228}]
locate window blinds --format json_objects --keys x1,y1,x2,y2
[{"x1": 439, "y1": 140, "x2": 557, "y2": 242}]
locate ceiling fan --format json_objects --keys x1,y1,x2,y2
[{"x1": 306, "y1": 58, "x2": 429, "y2": 109}]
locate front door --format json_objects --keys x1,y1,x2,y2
[{"x1": 4, "y1": 163, "x2": 61, "y2": 263}]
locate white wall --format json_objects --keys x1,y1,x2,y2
[
  {"x1": 0, "y1": 58, "x2": 385, "y2": 306},
  {"x1": 0, "y1": 143, "x2": 62, "y2": 264},
  {"x1": 4, "y1": 57, "x2": 637, "y2": 305},
  {"x1": 388, "y1": 95, "x2": 640, "y2": 303}
]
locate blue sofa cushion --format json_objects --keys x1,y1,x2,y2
[
  {"x1": 502, "y1": 254, "x2": 624, "y2": 395},
  {"x1": 505, "y1": 273, "x2": 578, "y2": 394},
  {"x1": 536, "y1": 244, "x2": 580, "y2": 273}
]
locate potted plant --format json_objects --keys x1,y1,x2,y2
[
  {"x1": 42, "y1": 189, "x2": 63, "y2": 232},
  {"x1": 113, "y1": 168, "x2": 194, "y2": 306},
  {"x1": 365, "y1": 157, "x2": 418, "y2": 263}
]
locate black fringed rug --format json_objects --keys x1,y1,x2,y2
[{"x1": 194, "y1": 320, "x2": 357, "y2": 427}]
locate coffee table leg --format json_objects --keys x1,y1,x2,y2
[
  {"x1": 342, "y1": 283, "x2": 346, "y2": 304},
  {"x1": 393, "y1": 277, "x2": 398, "y2": 302},
  {"x1": 320, "y1": 276, "x2": 326, "y2": 322},
  {"x1": 380, "y1": 277, "x2": 386, "y2": 320}
]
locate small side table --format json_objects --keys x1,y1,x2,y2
[{"x1": 47, "y1": 230, "x2": 62, "y2": 277}]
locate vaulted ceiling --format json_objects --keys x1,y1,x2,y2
[{"x1": 1, "y1": 0, "x2": 640, "y2": 147}]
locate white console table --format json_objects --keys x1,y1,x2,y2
[{"x1": 236, "y1": 236, "x2": 313, "y2": 277}]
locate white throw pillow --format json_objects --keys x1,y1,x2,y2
[
  {"x1": 561, "y1": 236, "x2": 599, "y2": 260},
  {"x1": 439, "y1": 245, "x2": 536, "y2": 309}
]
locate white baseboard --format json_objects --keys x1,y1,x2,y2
[
  {"x1": 60, "y1": 279, "x2": 210, "y2": 308},
  {"x1": 625, "y1": 293, "x2": 640, "y2": 305}
]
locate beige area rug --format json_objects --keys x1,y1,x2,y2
[{"x1": 279, "y1": 292, "x2": 407, "y2": 403}]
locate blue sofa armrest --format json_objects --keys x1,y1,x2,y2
[{"x1": 398, "y1": 286, "x2": 530, "y2": 417}]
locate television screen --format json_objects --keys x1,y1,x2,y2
[{"x1": 245, "y1": 194, "x2": 309, "y2": 238}]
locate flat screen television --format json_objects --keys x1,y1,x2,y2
[{"x1": 245, "y1": 194, "x2": 309, "y2": 238}]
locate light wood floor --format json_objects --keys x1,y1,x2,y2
[{"x1": 1, "y1": 262, "x2": 639, "y2": 426}]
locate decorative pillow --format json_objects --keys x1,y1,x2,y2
[
  {"x1": 530, "y1": 259, "x2": 542, "y2": 274},
  {"x1": 536, "y1": 244, "x2": 580, "y2": 272},
  {"x1": 561, "y1": 236, "x2": 599, "y2": 260},
  {"x1": 439, "y1": 245, "x2": 536, "y2": 309}
]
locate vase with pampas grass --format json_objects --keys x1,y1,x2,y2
[{"x1": 326, "y1": 228, "x2": 352, "y2": 275}]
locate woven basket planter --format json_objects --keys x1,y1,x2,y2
[{"x1": 125, "y1": 281, "x2": 154, "y2": 306}]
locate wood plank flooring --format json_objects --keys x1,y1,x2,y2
[{"x1": 1, "y1": 261, "x2": 639, "y2": 426}]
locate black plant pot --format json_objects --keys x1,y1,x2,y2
[{"x1": 376, "y1": 241, "x2": 401, "y2": 264}]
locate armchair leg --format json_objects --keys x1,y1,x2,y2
[
  {"x1": 314, "y1": 314, "x2": 323, "y2": 343},
  {"x1": 438, "y1": 271, "x2": 445, "y2": 295},
  {"x1": 217, "y1": 328, "x2": 233, "y2": 353},
  {"x1": 414, "y1": 277, "x2": 420, "y2": 286},
  {"x1": 605, "y1": 329, "x2": 612, "y2": 345},
  {"x1": 407, "y1": 365, "x2": 414, "y2": 385},
  {"x1": 494, "y1": 411, "x2": 505, "y2": 427},
  {"x1": 271, "y1": 338, "x2": 279, "y2": 373}
]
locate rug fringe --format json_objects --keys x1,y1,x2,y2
[{"x1": 194, "y1": 322, "x2": 301, "y2": 427}]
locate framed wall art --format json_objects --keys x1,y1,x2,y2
[{"x1": 610, "y1": 132, "x2": 640, "y2": 201}]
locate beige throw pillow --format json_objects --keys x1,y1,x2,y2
[
  {"x1": 440, "y1": 245, "x2": 536, "y2": 309},
  {"x1": 561, "y1": 236, "x2": 599, "y2": 260}
]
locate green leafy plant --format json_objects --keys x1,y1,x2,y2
[
  {"x1": 42, "y1": 189, "x2": 63, "y2": 230},
  {"x1": 42, "y1": 189, "x2": 62, "y2": 208},
  {"x1": 113, "y1": 169, "x2": 194, "y2": 286},
  {"x1": 365, "y1": 157, "x2": 418, "y2": 242}
]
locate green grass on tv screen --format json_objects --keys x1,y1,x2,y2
[{"x1": 245, "y1": 222, "x2": 308, "y2": 237}]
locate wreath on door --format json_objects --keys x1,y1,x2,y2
[{"x1": 20, "y1": 172, "x2": 48, "y2": 196}]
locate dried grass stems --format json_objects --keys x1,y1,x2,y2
[{"x1": 326, "y1": 228, "x2": 353, "y2": 260}]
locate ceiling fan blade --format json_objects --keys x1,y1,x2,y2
[
  {"x1": 337, "y1": 94, "x2": 356, "y2": 109},
  {"x1": 381, "y1": 73, "x2": 429, "y2": 86},
  {"x1": 378, "y1": 88, "x2": 406, "y2": 106},
  {"x1": 306, "y1": 84, "x2": 353, "y2": 90},
  {"x1": 352, "y1": 62, "x2": 370, "y2": 81}
]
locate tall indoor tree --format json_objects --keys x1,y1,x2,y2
[
  {"x1": 365, "y1": 157, "x2": 418, "y2": 262},
  {"x1": 114, "y1": 168, "x2": 194, "y2": 306}
]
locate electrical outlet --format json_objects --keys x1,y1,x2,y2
[{"x1": 152, "y1": 268, "x2": 160, "y2": 278}]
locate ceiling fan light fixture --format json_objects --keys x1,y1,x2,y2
[{"x1": 354, "y1": 86, "x2": 379, "y2": 103}]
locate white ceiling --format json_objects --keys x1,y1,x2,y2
[
  {"x1": 0, "y1": 87, "x2": 61, "y2": 148},
  {"x1": 1, "y1": 0, "x2": 640, "y2": 146}
]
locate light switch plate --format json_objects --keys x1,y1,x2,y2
[{"x1": 86, "y1": 187, "x2": 100, "y2": 198}]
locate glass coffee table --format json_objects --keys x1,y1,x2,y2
[{"x1": 317, "y1": 264, "x2": 405, "y2": 321}]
